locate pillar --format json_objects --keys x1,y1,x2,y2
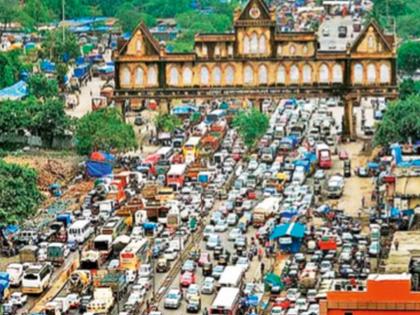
[{"x1": 343, "y1": 97, "x2": 355, "y2": 140}]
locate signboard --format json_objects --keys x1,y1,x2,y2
[{"x1": 279, "y1": 237, "x2": 292, "y2": 245}]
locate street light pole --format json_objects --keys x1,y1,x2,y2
[{"x1": 62, "y1": 0, "x2": 65, "y2": 42}]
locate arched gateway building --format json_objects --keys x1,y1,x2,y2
[{"x1": 114, "y1": 0, "x2": 398, "y2": 138}]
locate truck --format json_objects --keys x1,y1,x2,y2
[
  {"x1": 99, "y1": 272, "x2": 127, "y2": 294},
  {"x1": 186, "y1": 160, "x2": 206, "y2": 181},
  {"x1": 69, "y1": 270, "x2": 91, "y2": 294},
  {"x1": 253, "y1": 197, "x2": 281, "y2": 227},
  {"x1": 326, "y1": 175, "x2": 344, "y2": 198},
  {"x1": 47, "y1": 243, "x2": 69, "y2": 266},
  {"x1": 45, "y1": 296, "x2": 70, "y2": 315},
  {"x1": 316, "y1": 143, "x2": 332, "y2": 169},
  {"x1": 6, "y1": 263, "x2": 23, "y2": 286},
  {"x1": 19, "y1": 245, "x2": 38, "y2": 263},
  {"x1": 142, "y1": 182, "x2": 160, "y2": 200},
  {"x1": 87, "y1": 287, "x2": 115, "y2": 314}
]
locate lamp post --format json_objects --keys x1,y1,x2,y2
[{"x1": 62, "y1": 0, "x2": 65, "y2": 42}]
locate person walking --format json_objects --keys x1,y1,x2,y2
[
  {"x1": 394, "y1": 239, "x2": 399, "y2": 251},
  {"x1": 260, "y1": 262, "x2": 265, "y2": 280}
]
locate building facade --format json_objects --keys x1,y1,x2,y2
[
  {"x1": 320, "y1": 274, "x2": 420, "y2": 315},
  {"x1": 114, "y1": 0, "x2": 398, "y2": 137}
]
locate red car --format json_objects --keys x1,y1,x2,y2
[
  {"x1": 232, "y1": 152, "x2": 241, "y2": 161},
  {"x1": 247, "y1": 190, "x2": 257, "y2": 200},
  {"x1": 338, "y1": 150, "x2": 349, "y2": 160},
  {"x1": 180, "y1": 271, "x2": 196, "y2": 287},
  {"x1": 198, "y1": 253, "x2": 210, "y2": 267}
]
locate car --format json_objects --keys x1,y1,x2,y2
[
  {"x1": 182, "y1": 260, "x2": 197, "y2": 273},
  {"x1": 295, "y1": 298, "x2": 309, "y2": 311},
  {"x1": 201, "y1": 277, "x2": 215, "y2": 294},
  {"x1": 243, "y1": 283, "x2": 256, "y2": 296},
  {"x1": 203, "y1": 225, "x2": 216, "y2": 240},
  {"x1": 163, "y1": 247, "x2": 178, "y2": 261},
  {"x1": 271, "y1": 306, "x2": 284, "y2": 315},
  {"x1": 198, "y1": 252, "x2": 210, "y2": 267},
  {"x1": 186, "y1": 295, "x2": 201, "y2": 313},
  {"x1": 320, "y1": 260, "x2": 332, "y2": 274},
  {"x1": 134, "y1": 116, "x2": 144, "y2": 126},
  {"x1": 215, "y1": 220, "x2": 228, "y2": 232},
  {"x1": 164, "y1": 289, "x2": 182, "y2": 309},
  {"x1": 236, "y1": 257, "x2": 250, "y2": 271},
  {"x1": 67, "y1": 293, "x2": 81, "y2": 309},
  {"x1": 226, "y1": 213, "x2": 238, "y2": 226},
  {"x1": 286, "y1": 288, "x2": 300, "y2": 302},
  {"x1": 10, "y1": 292, "x2": 28, "y2": 306},
  {"x1": 186, "y1": 284, "x2": 200, "y2": 301},
  {"x1": 248, "y1": 160, "x2": 259, "y2": 171},
  {"x1": 180, "y1": 271, "x2": 196, "y2": 287},
  {"x1": 206, "y1": 234, "x2": 221, "y2": 249},
  {"x1": 369, "y1": 241, "x2": 380, "y2": 257},
  {"x1": 137, "y1": 276, "x2": 152, "y2": 290},
  {"x1": 234, "y1": 236, "x2": 247, "y2": 250},
  {"x1": 338, "y1": 150, "x2": 349, "y2": 160},
  {"x1": 356, "y1": 167, "x2": 369, "y2": 177},
  {"x1": 314, "y1": 170, "x2": 325, "y2": 180},
  {"x1": 212, "y1": 265, "x2": 225, "y2": 280},
  {"x1": 228, "y1": 228, "x2": 242, "y2": 241}
]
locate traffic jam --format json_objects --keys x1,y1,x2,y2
[{"x1": 1, "y1": 97, "x2": 383, "y2": 315}]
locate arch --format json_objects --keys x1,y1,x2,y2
[
  {"x1": 290, "y1": 64, "x2": 299, "y2": 84},
  {"x1": 289, "y1": 45, "x2": 296, "y2": 55},
  {"x1": 135, "y1": 67, "x2": 144, "y2": 86},
  {"x1": 169, "y1": 67, "x2": 179, "y2": 86},
  {"x1": 319, "y1": 64, "x2": 329, "y2": 83},
  {"x1": 244, "y1": 65, "x2": 254, "y2": 84},
  {"x1": 258, "y1": 64, "x2": 268, "y2": 85},
  {"x1": 212, "y1": 66, "x2": 222, "y2": 85},
  {"x1": 302, "y1": 64, "x2": 312, "y2": 84},
  {"x1": 258, "y1": 35, "x2": 267, "y2": 54},
  {"x1": 200, "y1": 66, "x2": 210, "y2": 85},
  {"x1": 244, "y1": 35, "x2": 250, "y2": 54},
  {"x1": 354, "y1": 63, "x2": 364, "y2": 84},
  {"x1": 147, "y1": 66, "x2": 157, "y2": 86},
  {"x1": 250, "y1": 32, "x2": 258, "y2": 53},
  {"x1": 367, "y1": 63, "x2": 376, "y2": 83},
  {"x1": 380, "y1": 63, "x2": 391, "y2": 83},
  {"x1": 121, "y1": 67, "x2": 131, "y2": 86},
  {"x1": 332, "y1": 64, "x2": 343, "y2": 83},
  {"x1": 277, "y1": 65, "x2": 286, "y2": 84},
  {"x1": 182, "y1": 67, "x2": 193, "y2": 86},
  {"x1": 225, "y1": 65, "x2": 235, "y2": 85}
]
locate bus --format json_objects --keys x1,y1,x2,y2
[
  {"x1": 183, "y1": 137, "x2": 201, "y2": 164},
  {"x1": 205, "y1": 109, "x2": 225, "y2": 125},
  {"x1": 68, "y1": 220, "x2": 92, "y2": 244},
  {"x1": 156, "y1": 147, "x2": 173, "y2": 160},
  {"x1": 119, "y1": 238, "x2": 149, "y2": 270},
  {"x1": 167, "y1": 207, "x2": 181, "y2": 230},
  {"x1": 218, "y1": 266, "x2": 244, "y2": 288},
  {"x1": 210, "y1": 287, "x2": 241, "y2": 315},
  {"x1": 166, "y1": 164, "x2": 187, "y2": 190},
  {"x1": 22, "y1": 264, "x2": 53, "y2": 294},
  {"x1": 101, "y1": 217, "x2": 126, "y2": 238}
]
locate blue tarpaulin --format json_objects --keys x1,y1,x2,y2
[
  {"x1": 143, "y1": 222, "x2": 157, "y2": 230},
  {"x1": 86, "y1": 151, "x2": 114, "y2": 178},
  {"x1": 40, "y1": 60, "x2": 56, "y2": 73},
  {"x1": 171, "y1": 105, "x2": 198, "y2": 115},
  {"x1": 0, "y1": 81, "x2": 28, "y2": 101},
  {"x1": 270, "y1": 222, "x2": 306, "y2": 253}
]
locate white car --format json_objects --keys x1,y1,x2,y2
[
  {"x1": 228, "y1": 228, "x2": 242, "y2": 241},
  {"x1": 164, "y1": 289, "x2": 182, "y2": 309},
  {"x1": 295, "y1": 298, "x2": 309, "y2": 311},
  {"x1": 186, "y1": 284, "x2": 200, "y2": 301},
  {"x1": 6, "y1": 263, "x2": 23, "y2": 286},
  {"x1": 201, "y1": 277, "x2": 215, "y2": 294},
  {"x1": 248, "y1": 160, "x2": 259, "y2": 171},
  {"x1": 206, "y1": 234, "x2": 221, "y2": 249},
  {"x1": 10, "y1": 292, "x2": 28, "y2": 306},
  {"x1": 286, "y1": 288, "x2": 300, "y2": 302},
  {"x1": 236, "y1": 257, "x2": 250, "y2": 271},
  {"x1": 214, "y1": 220, "x2": 228, "y2": 232},
  {"x1": 163, "y1": 247, "x2": 177, "y2": 261},
  {"x1": 226, "y1": 213, "x2": 238, "y2": 226}
]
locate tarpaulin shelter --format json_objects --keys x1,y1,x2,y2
[
  {"x1": 40, "y1": 60, "x2": 56, "y2": 73},
  {"x1": 0, "y1": 81, "x2": 28, "y2": 101},
  {"x1": 171, "y1": 104, "x2": 198, "y2": 115},
  {"x1": 86, "y1": 151, "x2": 114, "y2": 177},
  {"x1": 270, "y1": 222, "x2": 306, "y2": 253}
]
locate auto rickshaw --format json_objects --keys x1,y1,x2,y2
[
  {"x1": 202, "y1": 262, "x2": 213, "y2": 276},
  {"x1": 189, "y1": 247, "x2": 201, "y2": 262},
  {"x1": 213, "y1": 246, "x2": 223, "y2": 260},
  {"x1": 219, "y1": 251, "x2": 231, "y2": 266},
  {"x1": 343, "y1": 160, "x2": 351, "y2": 177}
]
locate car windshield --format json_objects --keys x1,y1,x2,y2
[{"x1": 167, "y1": 293, "x2": 178, "y2": 299}]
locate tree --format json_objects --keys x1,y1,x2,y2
[
  {"x1": 398, "y1": 41, "x2": 420, "y2": 74},
  {"x1": 116, "y1": 3, "x2": 155, "y2": 32},
  {"x1": 40, "y1": 29, "x2": 80, "y2": 63},
  {"x1": 375, "y1": 95, "x2": 420, "y2": 146},
  {"x1": 233, "y1": 109, "x2": 269, "y2": 148},
  {"x1": 154, "y1": 114, "x2": 182, "y2": 133},
  {"x1": 75, "y1": 108, "x2": 138, "y2": 155},
  {"x1": 0, "y1": 50, "x2": 27, "y2": 89},
  {"x1": 28, "y1": 74, "x2": 59, "y2": 100},
  {"x1": 20, "y1": 0, "x2": 52, "y2": 29},
  {"x1": 0, "y1": 160, "x2": 43, "y2": 224},
  {"x1": 0, "y1": 0, "x2": 19, "y2": 38},
  {"x1": 399, "y1": 79, "x2": 420, "y2": 99}
]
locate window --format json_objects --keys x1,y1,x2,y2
[
  {"x1": 244, "y1": 65, "x2": 254, "y2": 84},
  {"x1": 302, "y1": 64, "x2": 312, "y2": 84},
  {"x1": 169, "y1": 67, "x2": 179, "y2": 86},
  {"x1": 147, "y1": 66, "x2": 157, "y2": 86},
  {"x1": 277, "y1": 65, "x2": 285, "y2": 84},
  {"x1": 250, "y1": 33, "x2": 258, "y2": 54},
  {"x1": 367, "y1": 63, "x2": 376, "y2": 83},
  {"x1": 132, "y1": 67, "x2": 142, "y2": 84},
  {"x1": 319, "y1": 64, "x2": 329, "y2": 83},
  {"x1": 225, "y1": 65, "x2": 234, "y2": 85},
  {"x1": 121, "y1": 67, "x2": 131, "y2": 85},
  {"x1": 200, "y1": 67, "x2": 209, "y2": 85},
  {"x1": 136, "y1": 39, "x2": 142, "y2": 52},
  {"x1": 354, "y1": 63, "x2": 363, "y2": 84},
  {"x1": 277, "y1": 45, "x2": 282, "y2": 56},
  {"x1": 289, "y1": 45, "x2": 296, "y2": 55},
  {"x1": 258, "y1": 65, "x2": 268, "y2": 84},
  {"x1": 212, "y1": 66, "x2": 222, "y2": 85},
  {"x1": 202, "y1": 44, "x2": 208, "y2": 57},
  {"x1": 183, "y1": 67, "x2": 193, "y2": 86},
  {"x1": 290, "y1": 65, "x2": 299, "y2": 83},
  {"x1": 259, "y1": 35, "x2": 267, "y2": 54},
  {"x1": 214, "y1": 45, "x2": 220, "y2": 57},
  {"x1": 332, "y1": 64, "x2": 343, "y2": 83},
  {"x1": 228, "y1": 45, "x2": 233, "y2": 57},
  {"x1": 380, "y1": 63, "x2": 390, "y2": 83},
  {"x1": 244, "y1": 35, "x2": 250, "y2": 54}
]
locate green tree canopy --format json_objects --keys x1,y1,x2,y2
[
  {"x1": 397, "y1": 41, "x2": 420, "y2": 74},
  {"x1": 75, "y1": 108, "x2": 138, "y2": 155},
  {"x1": 233, "y1": 108, "x2": 269, "y2": 148},
  {"x1": 399, "y1": 79, "x2": 420, "y2": 100},
  {"x1": 375, "y1": 95, "x2": 420, "y2": 146},
  {"x1": 28, "y1": 74, "x2": 59, "y2": 100},
  {"x1": 40, "y1": 29, "x2": 80, "y2": 63},
  {"x1": 0, "y1": 50, "x2": 27, "y2": 89},
  {"x1": 0, "y1": 160, "x2": 43, "y2": 224},
  {"x1": 154, "y1": 114, "x2": 182, "y2": 133}
]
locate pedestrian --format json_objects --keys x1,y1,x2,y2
[
  {"x1": 394, "y1": 239, "x2": 399, "y2": 251},
  {"x1": 361, "y1": 196, "x2": 365, "y2": 208},
  {"x1": 203, "y1": 307, "x2": 208, "y2": 315},
  {"x1": 260, "y1": 261, "x2": 265, "y2": 279},
  {"x1": 140, "y1": 143, "x2": 144, "y2": 153},
  {"x1": 258, "y1": 247, "x2": 263, "y2": 261}
]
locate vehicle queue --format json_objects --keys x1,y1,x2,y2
[{"x1": 1, "y1": 97, "x2": 389, "y2": 315}]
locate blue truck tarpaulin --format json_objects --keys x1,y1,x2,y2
[
  {"x1": 40, "y1": 60, "x2": 56, "y2": 73},
  {"x1": 86, "y1": 161, "x2": 113, "y2": 177},
  {"x1": 0, "y1": 81, "x2": 28, "y2": 101}
]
